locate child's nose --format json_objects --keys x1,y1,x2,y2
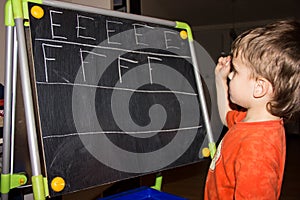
[{"x1": 228, "y1": 72, "x2": 234, "y2": 80}]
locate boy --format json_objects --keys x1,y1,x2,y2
[{"x1": 204, "y1": 20, "x2": 300, "y2": 199}]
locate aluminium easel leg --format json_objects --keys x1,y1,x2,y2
[
  {"x1": 1, "y1": 23, "x2": 15, "y2": 200},
  {"x1": 10, "y1": 24, "x2": 19, "y2": 184},
  {"x1": 190, "y1": 40, "x2": 216, "y2": 158}
]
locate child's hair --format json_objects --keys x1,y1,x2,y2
[{"x1": 231, "y1": 20, "x2": 300, "y2": 119}]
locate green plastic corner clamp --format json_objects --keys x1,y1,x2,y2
[
  {"x1": 209, "y1": 142, "x2": 216, "y2": 159},
  {"x1": 22, "y1": 0, "x2": 30, "y2": 23},
  {"x1": 1, "y1": 173, "x2": 28, "y2": 194},
  {"x1": 151, "y1": 175, "x2": 163, "y2": 191},
  {"x1": 23, "y1": 0, "x2": 43, "y2": 24},
  {"x1": 175, "y1": 21, "x2": 193, "y2": 42},
  {"x1": 43, "y1": 177, "x2": 49, "y2": 197}
]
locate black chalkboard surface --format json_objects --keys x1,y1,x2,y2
[{"x1": 28, "y1": 2, "x2": 207, "y2": 196}]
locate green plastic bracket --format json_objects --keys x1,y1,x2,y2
[
  {"x1": 209, "y1": 142, "x2": 216, "y2": 159},
  {"x1": 32, "y1": 175, "x2": 46, "y2": 200},
  {"x1": 11, "y1": 0, "x2": 24, "y2": 19},
  {"x1": 10, "y1": 173, "x2": 28, "y2": 190},
  {"x1": 0, "y1": 174, "x2": 48, "y2": 198},
  {"x1": 151, "y1": 175, "x2": 163, "y2": 191},
  {"x1": 1, "y1": 173, "x2": 28, "y2": 194},
  {"x1": 175, "y1": 21, "x2": 193, "y2": 42},
  {"x1": 5, "y1": 0, "x2": 15, "y2": 26},
  {"x1": 23, "y1": 0, "x2": 29, "y2": 25},
  {"x1": 43, "y1": 177, "x2": 49, "y2": 197},
  {"x1": 1, "y1": 174, "x2": 10, "y2": 194}
]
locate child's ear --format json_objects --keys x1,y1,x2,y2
[{"x1": 253, "y1": 78, "x2": 271, "y2": 98}]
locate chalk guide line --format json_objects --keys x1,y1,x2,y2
[
  {"x1": 35, "y1": 38, "x2": 191, "y2": 59},
  {"x1": 42, "y1": 125, "x2": 203, "y2": 139},
  {"x1": 36, "y1": 81, "x2": 197, "y2": 96}
]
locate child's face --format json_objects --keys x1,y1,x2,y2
[{"x1": 228, "y1": 55, "x2": 256, "y2": 109}]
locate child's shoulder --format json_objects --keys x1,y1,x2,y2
[{"x1": 237, "y1": 120, "x2": 285, "y2": 148}]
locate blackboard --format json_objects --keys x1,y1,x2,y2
[{"x1": 28, "y1": 2, "x2": 207, "y2": 196}]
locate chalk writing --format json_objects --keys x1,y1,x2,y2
[
  {"x1": 50, "y1": 10, "x2": 67, "y2": 40},
  {"x1": 41, "y1": 43, "x2": 62, "y2": 82},
  {"x1": 147, "y1": 56, "x2": 162, "y2": 84},
  {"x1": 79, "y1": 48, "x2": 106, "y2": 82},
  {"x1": 118, "y1": 56, "x2": 138, "y2": 83},
  {"x1": 76, "y1": 15, "x2": 96, "y2": 40},
  {"x1": 106, "y1": 20, "x2": 123, "y2": 45},
  {"x1": 164, "y1": 31, "x2": 180, "y2": 49},
  {"x1": 35, "y1": 7, "x2": 192, "y2": 85},
  {"x1": 133, "y1": 23, "x2": 154, "y2": 46}
]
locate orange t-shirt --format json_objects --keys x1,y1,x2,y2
[{"x1": 204, "y1": 111, "x2": 286, "y2": 200}]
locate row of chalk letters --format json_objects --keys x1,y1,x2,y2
[
  {"x1": 41, "y1": 42, "x2": 166, "y2": 84},
  {"x1": 48, "y1": 9, "x2": 183, "y2": 50}
]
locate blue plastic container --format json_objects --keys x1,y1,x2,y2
[{"x1": 99, "y1": 187, "x2": 187, "y2": 200}]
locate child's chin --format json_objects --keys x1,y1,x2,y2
[{"x1": 229, "y1": 97, "x2": 239, "y2": 108}]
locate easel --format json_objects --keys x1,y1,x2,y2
[{"x1": 1, "y1": 1, "x2": 216, "y2": 199}]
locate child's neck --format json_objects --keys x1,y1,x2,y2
[{"x1": 243, "y1": 107, "x2": 280, "y2": 122}]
